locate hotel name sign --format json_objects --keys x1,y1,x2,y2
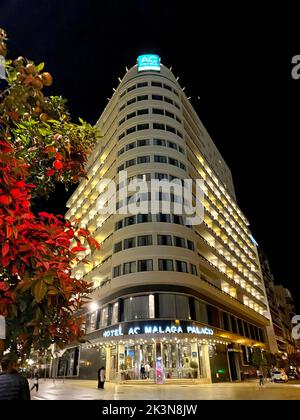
[{"x1": 102, "y1": 320, "x2": 214, "y2": 338}]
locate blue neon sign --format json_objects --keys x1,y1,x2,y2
[{"x1": 137, "y1": 54, "x2": 161, "y2": 72}]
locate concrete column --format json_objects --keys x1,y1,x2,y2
[
  {"x1": 202, "y1": 344, "x2": 212, "y2": 383},
  {"x1": 117, "y1": 343, "x2": 125, "y2": 381},
  {"x1": 191, "y1": 342, "x2": 199, "y2": 378},
  {"x1": 105, "y1": 346, "x2": 111, "y2": 381}
]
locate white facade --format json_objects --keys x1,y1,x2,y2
[{"x1": 64, "y1": 57, "x2": 273, "y2": 382}]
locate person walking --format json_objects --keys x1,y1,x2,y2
[
  {"x1": 145, "y1": 362, "x2": 151, "y2": 379},
  {"x1": 257, "y1": 369, "x2": 264, "y2": 386},
  {"x1": 30, "y1": 367, "x2": 39, "y2": 392},
  {"x1": 98, "y1": 366, "x2": 105, "y2": 389},
  {"x1": 140, "y1": 362, "x2": 145, "y2": 379},
  {"x1": 0, "y1": 353, "x2": 30, "y2": 400}
]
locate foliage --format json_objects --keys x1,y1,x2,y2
[{"x1": 0, "y1": 28, "x2": 100, "y2": 359}]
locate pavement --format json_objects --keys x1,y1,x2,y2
[{"x1": 30, "y1": 378, "x2": 300, "y2": 400}]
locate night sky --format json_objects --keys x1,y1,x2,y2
[{"x1": 1, "y1": 1, "x2": 299, "y2": 310}]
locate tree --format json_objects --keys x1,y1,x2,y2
[{"x1": 0, "y1": 28, "x2": 100, "y2": 360}]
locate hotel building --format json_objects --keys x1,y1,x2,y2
[{"x1": 56, "y1": 55, "x2": 275, "y2": 383}]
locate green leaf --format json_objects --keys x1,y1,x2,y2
[
  {"x1": 33, "y1": 280, "x2": 47, "y2": 303},
  {"x1": 36, "y1": 62, "x2": 45, "y2": 72}
]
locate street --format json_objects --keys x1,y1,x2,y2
[{"x1": 30, "y1": 379, "x2": 300, "y2": 400}]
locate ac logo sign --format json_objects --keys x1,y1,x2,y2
[{"x1": 137, "y1": 54, "x2": 161, "y2": 72}]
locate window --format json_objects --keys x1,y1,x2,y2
[
  {"x1": 154, "y1": 172, "x2": 168, "y2": 180},
  {"x1": 126, "y1": 126, "x2": 136, "y2": 135},
  {"x1": 176, "y1": 260, "x2": 188, "y2": 273},
  {"x1": 237, "y1": 318, "x2": 244, "y2": 336},
  {"x1": 172, "y1": 215, "x2": 183, "y2": 224},
  {"x1": 127, "y1": 85, "x2": 136, "y2": 92},
  {"x1": 158, "y1": 294, "x2": 190, "y2": 319},
  {"x1": 138, "y1": 259, "x2": 153, "y2": 271},
  {"x1": 163, "y1": 84, "x2": 172, "y2": 91},
  {"x1": 124, "y1": 237, "x2": 136, "y2": 249},
  {"x1": 174, "y1": 102, "x2": 180, "y2": 109},
  {"x1": 166, "y1": 125, "x2": 176, "y2": 133},
  {"x1": 126, "y1": 158, "x2": 136, "y2": 168},
  {"x1": 138, "y1": 235, "x2": 152, "y2": 246},
  {"x1": 114, "y1": 242, "x2": 122, "y2": 253},
  {"x1": 167, "y1": 141, "x2": 177, "y2": 149},
  {"x1": 177, "y1": 130, "x2": 183, "y2": 138},
  {"x1": 137, "y1": 82, "x2": 147, "y2": 88},
  {"x1": 174, "y1": 236, "x2": 185, "y2": 248},
  {"x1": 194, "y1": 300, "x2": 208, "y2": 323},
  {"x1": 137, "y1": 139, "x2": 150, "y2": 147},
  {"x1": 127, "y1": 111, "x2": 135, "y2": 120},
  {"x1": 164, "y1": 97, "x2": 173, "y2": 104},
  {"x1": 154, "y1": 155, "x2": 167, "y2": 163},
  {"x1": 157, "y1": 235, "x2": 172, "y2": 246},
  {"x1": 100, "y1": 307, "x2": 109, "y2": 328},
  {"x1": 176, "y1": 116, "x2": 182, "y2": 123},
  {"x1": 153, "y1": 138, "x2": 166, "y2": 146},
  {"x1": 158, "y1": 259, "x2": 174, "y2": 271},
  {"x1": 123, "y1": 261, "x2": 136, "y2": 275},
  {"x1": 156, "y1": 213, "x2": 171, "y2": 223},
  {"x1": 111, "y1": 302, "x2": 119, "y2": 325},
  {"x1": 86, "y1": 310, "x2": 99, "y2": 333},
  {"x1": 115, "y1": 220, "x2": 123, "y2": 231},
  {"x1": 126, "y1": 142, "x2": 136, "y2": 151},
  {"x1": 151, "y1": 81, "x2": 162, "y2": 87},
  {"x1": 119, "y1": 117, "x2": 125, "y2": 126},
  {"x1": 168, "y1": 157, "x2": 178, "y2": 166},
  {"x1": 230, "y1": 315, "x2": 238, "y2": 334},
  {"x1": 152, "y1": 94, "x2": 163, "y2": 101},
  {"x1": 153, "y1": 108, "x2": 164, "y2": 115},
  {"x1": 124, "y1": 295, "x2": 149, "y2": 321},
  {"x1": 165, "y1": 111, "x2": 174, "y2": 119},
  {"x1": 187, "y1": 240, "x2": 195, "y2": 251},
  {"x1": 117, "y1": 164, "x2": 124, "y2": 173},
  {"x1": 118, "y1": 132, "x2": 125, "y2": 141},
  {"x1": 180, "y1": 162, "x2": 186, "y2": 170},
  {"x1": 124, "y1": 215, "x2": 136, "y2": 226},
  {"x1": 127, "y1": 98, "x2": 136, "y2": 105},
  {"x1": 137, "y1": 213, "x2": 152, "y2": 223},
  {"x1": 120, "y1": 91, "x2": 126, "y2": 98},
  {"x1": 137, "y1": 108, "x2": 149, "y2": 115},
  {"x1": 137, "y1": 156, "x2": 150, "y2": 164},
  {"x1": 153, "y1": 123, "x2": 165, "y2": 130},
  {"x1": 178, "y1": 146, "x2": 184, "y2": 154},
  {"x1": 137, "y1": 123, "x2": 149, "y2": 131},
  {"x1": 118, "y1": 147, "x2": 125, "y2": 156},
  {"x1": 138, "y1": 95, "x2": 148, "y2": 101},
  {"x1": 222, "y1": 312, "x2": 231, "y2": 331}
]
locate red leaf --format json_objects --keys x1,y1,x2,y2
[
  {"x1": 6, "y1": 225, "x2": 13, "y2": 239},
  {"x1": 71, "y1": 246, "x2": 86, "y2": 253},
  {"x1": 2, "y1": 242, "x2": 9, "y2": 258}
]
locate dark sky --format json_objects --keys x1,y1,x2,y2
[{"x1": 1, "y1": 1, "x2": 299, "y2": 310}]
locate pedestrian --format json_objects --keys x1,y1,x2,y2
[
  {"x1": 0, "y1": 353, "x2": 30, "y2": 400},
  {"x1": 257, "y1": 369, "x2": 264, "y2": 386},
  {"x1": 30, "y1": 367, "x2": 39, "y2": 392},
  {"x1": 145, "y1": 362, "x2": 151, "y2": 379},
  {"x1": 98, "y1": 366, "x2": 105, "y2": 389},
  {"x1": 140, "y1": 362, "x2": 145, "y2": 379}
]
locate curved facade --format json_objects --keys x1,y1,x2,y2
[{"x1": 60, "y1": 56, "x2": 274, "y2": 383}]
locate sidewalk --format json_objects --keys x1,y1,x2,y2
[{"x1": 30, "y1": 378, "x2": 300, "y2": 400}]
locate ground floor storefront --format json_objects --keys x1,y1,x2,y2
[{"x1": 50, "y1": 320, "x2": 263, "y2": 383}]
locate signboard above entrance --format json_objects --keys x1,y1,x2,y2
[{"x1": 102, "y1": 320, "x2": 214, "y2": 338}]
